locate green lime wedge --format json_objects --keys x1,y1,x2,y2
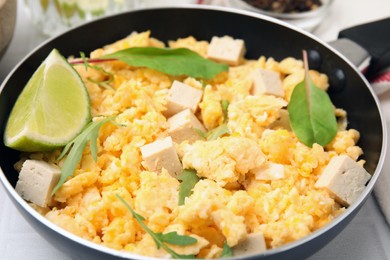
[{"x1": 4, "y1": 49, "x2": 91, "y2": 152}]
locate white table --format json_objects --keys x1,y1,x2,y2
[{"x1": 1, "y1": 0, "x2": 390, "y2": 259}]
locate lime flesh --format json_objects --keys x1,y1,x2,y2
[{"x1": 4, "y1": 49, "x2": 91, "y2": 152}]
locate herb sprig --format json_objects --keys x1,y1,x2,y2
[
  {"x1": 116, "y1": 194, "x2": 197, "y2": 259},
  {"x1": 103, "y1": 47, "x2": 228, "y2": 79},
  {"x1": 52, "y1": 116, "x2": 115, "y2": 195},
  {"x1": 287, "y1": 51, "x2": 337, "y2": 147},
  {"x1": 196, "y1": 100, "x2": 231, "y2": 141},
  {"x1": 71, "y1": 47, "x2": 228, "y2": 80},
  {"x1": 178, "y1": 169, "x2": 200, "y2": 206},
  {"x1": 79, "y1": 52, "x2": 114, "y2": 90},
  {"x1": 221, "y1": 241, "x2": 233, "y2": 257}
]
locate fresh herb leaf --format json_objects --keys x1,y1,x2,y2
[
  {"x1": 287, "y1": 51, "x2": 337, "y2": 147},
  {"x1": 178, "y1": 169, "x2": 200, "y2": 206},
  {"x1": 221, "y1": 242, "x2": 233, "y2": 257},
  {"x1": 200, "y1": 79, "x2": 207, "y2": 89},
  {"x1": 116, "y1": 195, "x2": 197, "y2": 259},
  {"x1": 103, "y1": 47, "x2": 228, "y2": 79},
  {"x1": 52, "y1": 116, "x2": 115, "y2": 195},
  {"x1": 155, "y1": 232, "x2": 198, "y2": 247},
  {"x1": 194, "y1": 100, "x2": 231, "y2": 140},
  {"x1": 193, "y1": 128, "x2": 207, "y2": 138},
  {"x1": 194, "y1": 124, "x2": 230, "y2": 141},
  {"x1": 80, "y1": 51, "x2": 89, "y2": 71},
  {"x1": 221, "y1": 99, "x2": 230, "y2": 123},
  {"x1": 78, "y1": 52, "x2": 115, "y2": 90},
  {"x1": 206, "y1": 124, "x2": 230, "y2": 141}
]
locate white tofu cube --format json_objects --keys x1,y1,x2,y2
[
  {"x1": 233, "y1": 232, "x2": 267, "y2": 256},
  {"x1": 140, "y1": 136, "x2": 182, "y2": 178},
  {"x1": 15, "y1": 160, "x2": 61, "y2": 208},
  {"x1": 315, "y1": 155, "x2": 371, "y2": 207},
  {"x1": 251, "y1": 68, "x2": 284, "y2": 97},
  {"x1": 251, "y1": 162, "x2": 285, "y2": 181},
  {"x1": 164, "y1": 80, "x2": 203, "y2": 118},
  {"x1": 168, "y1": 109, "x2": 206, "y2": 144},
  {"x1": 207, "y1": 36, "x2": 245, "y2": 66}
]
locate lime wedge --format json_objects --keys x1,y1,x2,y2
[{"x1": 4, "y1": 49, "x2": 91, "y2": 152}]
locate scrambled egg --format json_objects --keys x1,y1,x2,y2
[{"x1": 25, "y1": 31, "x2": 362, "y2": 258}]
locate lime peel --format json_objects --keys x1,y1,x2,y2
[{"x1": 4, "y1": 49, "x2": 91, "y2": 152}]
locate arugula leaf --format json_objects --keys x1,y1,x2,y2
[
  {"x1": 221, "y1": 99, "x2": 230, "y2": 123},
  {"x1": 52, "y1": 116, "x2": 115, "y2": 195},
  {"x1": 207, "y1": 100, "x2": 230, "y2": 140},
  {"x1": 206, "y1": 124, "x2": 230, "y2": 141},
  {"x1": 193, "y1": 128, "x2": 207, "y2": 138},
  {"x1": 194, "y1": 124, "x2": 230, "y2": 141},
  {"x1": 116, "y1": 195, "x2": 197, "y2": 259},
  {"x1": 155, "y1": 232, "x2": 198, "y2": 247},
  {"x1": 79, "y1": 52, "x2": 114, "y2": 90},
  {"x1": 221, "y1": 242, "x2": 233, "y2": 257},
  {"x1": 287, "y1": 51, "x2": 337, "y2": 147},
  {"x1": 103, "y1": 47, "x2": 228, "y2": 79},
  {"x1": 178, "y1": 169, "x2": 200, "y2": 206},
  {"x1": 194, "y1": 100, "x2": 231, "y2": 141}
]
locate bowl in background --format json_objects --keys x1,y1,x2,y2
[
  {"x1": 0, "y1": 0, "x2": 16, "y2": 59},
  {"x1": 231, "y1": 0, "x2": 333, "y2": 32}
]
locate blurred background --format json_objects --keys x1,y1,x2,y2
[{"x1": 20, "y1": 0, "x2": 332, "y2": 36}]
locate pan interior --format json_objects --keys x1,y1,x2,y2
[{"x1": 0, "y1": 7, "x2": 384, "y2": 260}]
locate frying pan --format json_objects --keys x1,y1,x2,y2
[{"x1": 0, "y1": 5, "x2": 387, "y2": 260}]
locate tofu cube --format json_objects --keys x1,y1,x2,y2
[
  {"x1": 168, "y1": 109, "x2": 207, "y2": 144},
  {"x1": 140, "y1": 136, "x2": 182, "y2": 178},
  {"x1": 315, "y1": 155, "x2": 371, "y2": 207},
  {"x1": 252, "y1": 162, "x2": 285, "y2": 181},
  {"x1": 251, "y1": 68, "x2": 284, "y2": 97},
  {"x1": 207, "y1": 36, "x2": 245, "y2": 66},
  {"x1": 233, "y1": 232, "x2": 267, "y2": 256},
  {"x1": 164, "y1": 80, "x2": 203, "y2": 118},
  {"x1": 15, "y1": 160, "x2": 61, "y2": 208}
]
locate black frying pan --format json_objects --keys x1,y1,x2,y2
[{"x1": 0, "y1": 6, "x2": 387, "y2": 260}]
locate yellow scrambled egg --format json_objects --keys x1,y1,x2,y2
[{"x1": 27, "y1": 31, "x2": 363, "y2": 258}]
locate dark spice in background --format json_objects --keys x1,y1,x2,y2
[{"x1": 242, "y1": 0, "x2": 323, "y2": 13}]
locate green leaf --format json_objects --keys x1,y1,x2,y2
[
  {"x1": 178, "y1": 169, "x2": 200, "y2": 206},
  {"x1": 78, "y1": 52, "x2": 115, "y2": 90},
  {"x1": 193, "y1": 128, "x2": 207, "y2": 138},
  {"x1": 52, "y1": 116, "x2": 115, "y2": 195},
  {"x1": 287, "y1": 51, "x2": 337, "y2": 147},
  {"x1": 103, "y1": 47, "x2": 228, "y2": 79},
  {"x1": 221, "y1": 100, "x2": 230, "y2": 123},
  {"x1": 194, "y1": 100, "x2": 231, "y2": 141},
  {"x1": 221, "y1": 242, "x2": 233, "y2": 257},
  {"x1": 206, "y1": 124, "x2": 230, "y2": 141},
  {"x1": 116, "y1": 195, "x2": 197, "y2": 259},
  {"x1": 155, "y1": 232, "x2": 198, "y2": 246}
]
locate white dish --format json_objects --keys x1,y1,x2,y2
[{"x1": 231, "y1": 0, "x2": 334, "y2": 32}]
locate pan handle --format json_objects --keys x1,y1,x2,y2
[{"x1": 329, "y1": 18, "x2": 390, "y2": 81}]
